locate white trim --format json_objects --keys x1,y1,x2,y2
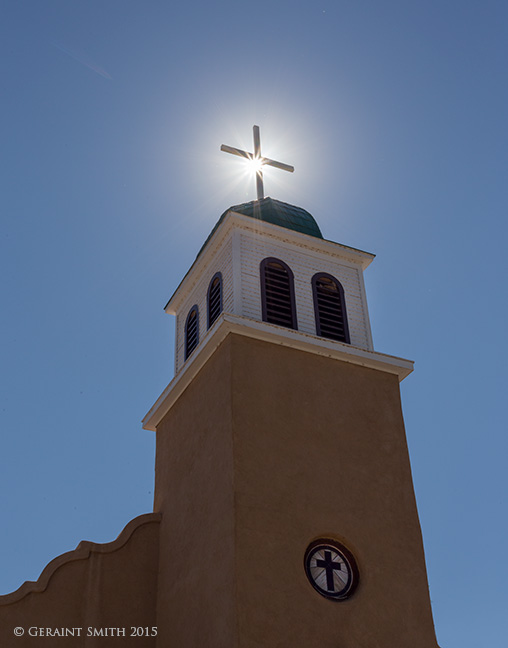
[
  {"x1": 142, "y1": 313, "x2": 414, "y2": 432},
  {"x1": 232, "y1": 229, "x2": 242, "y2": 316},
  {"x1": 173, "y1": 315, "x2": 178, "y2": 375},
  {"x1": 164, "y1": 212, "x2": 375, "y2": 314},
  {"x1": 358, "y1": 270, "x2": 374, "y2": 351}
]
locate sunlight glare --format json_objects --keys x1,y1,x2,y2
[{"x1": 246, "y1": 156, "x2": 264, "y2": 174}]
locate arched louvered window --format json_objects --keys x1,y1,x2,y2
[
  {"x1": 260, "y1": 257, "x2": 297, "y2": 330},
  {"x1": 184, "y1": 306, "x2": 199, "y2": 360},
  {"x1": 207, "y1": 272, "x2": 223, "y2": 329},
  {"x1": 312, "y1": 273, "x2": 350, "y2": 343}
]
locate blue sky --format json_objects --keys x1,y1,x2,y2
[{"x1": 1, "y1": 1, "x2": 507, "y2": 645}]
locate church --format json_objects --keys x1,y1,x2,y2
[{"x1": 0, "y1": 128, "x2": 440, "y2": 647}]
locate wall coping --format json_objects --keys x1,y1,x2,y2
[{"x1": 0, "y1": 512, "x2": 161, "y2": 605}]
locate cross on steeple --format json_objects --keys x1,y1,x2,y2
[{"x1": 221, "y1": 125, "x2": 294, "y2": 201}]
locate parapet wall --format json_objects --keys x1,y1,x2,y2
[{"x1": 0, "y1": 513, "x2": 160, "y2": 647}]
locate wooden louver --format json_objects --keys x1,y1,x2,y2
[
  {"x1": 208, "y1": 276, "x2": 222, "y2": 328},
  {"x1": 314, "y1": 275, "x2": 349, "y2": 343},
  {"x1": 262, "y1": 260, "x2": 296, "y2": 329},
  {"x1": 185, "y1": 308, "x2": 199, "y2": 359}
]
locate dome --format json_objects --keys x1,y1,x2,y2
[
  {"x1": 224, "y1": 197, "x2": 323, "y2": 239},
  {"x1": 193, "y1": 198, "x2": 323, "y2": 270}
]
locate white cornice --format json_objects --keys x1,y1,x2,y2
[
  {"x1": 142, "y1": 313, "x2": 413, "y2": 432},
  {"x1": 164, "y1": 211, "x2": 375, "y2": 315}
]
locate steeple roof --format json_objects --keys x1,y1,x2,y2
[{"x1": 225, "y1": 197, "x2": 323, "y2": 239}]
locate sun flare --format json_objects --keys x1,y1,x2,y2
[{"x1": 246, "y1": 156, "x2": 264, "y2": 173}]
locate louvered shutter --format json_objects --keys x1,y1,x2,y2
[
  {"x1": 207, "y1": 275, "x2": 222, "y2": 328},
  {"x1": 261, "y1": 259, "x2": 297, "y2": 330},
  {"x1": 313, "y1": 274, "x2": 350, "y2": 343},
  {"x1": 185, "y1": 307, "x2": 199, "y2": 359}
]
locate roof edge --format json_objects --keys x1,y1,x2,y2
[{"x1": 142, "y1": 313, "x2": 413, "y2": 430}]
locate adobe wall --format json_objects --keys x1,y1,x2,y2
[
  {"x1": 0, "y1": 513, "x2": 160, "y2": 647},
  {"x1": 154, "y1": 336, "x2": 237, "y2": 648},
  {"x1": 229, "y1": 334, "x2": 440, "y2": 648},
  {"x1": 154, "y1": 332, "x2": 440, "y2": 648}
]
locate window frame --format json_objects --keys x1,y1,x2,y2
[
  {"x1": 260, "y1": 257, "x2": 298, "y2": 330},
  {"x1": 184, "y1": 305, "x2": 200, "y2": 360},
  {"x1": 312, "y1": 272, "x2": 350, "y2": 344},
  {"x1": 207, "y1": 271, "x2": 223, "y2": 329}
]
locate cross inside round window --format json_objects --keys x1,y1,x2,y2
[{"x1": 304, "y1": 539, "x2": 359, "y2": 601}]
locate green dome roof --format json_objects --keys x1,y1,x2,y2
[
  {"x1": 225, "y1": 197, "x2": 323, "y2": 239},
  {"x1": 192, "y1": 198, "x2": 323, "y2": 274}
]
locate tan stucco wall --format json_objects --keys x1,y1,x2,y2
[
  {"x1": 155, "y1": 337, "x2": 238, "y2": 648},
  {"x1": 1, "y1": 329, "x2": 439, "y2": 647},
  {"x1": 155, "y1": 332, "x2": 439, "y2": 648},
  {"x1": 0, "y1": 514, "x2": 160, "y2": 647}
]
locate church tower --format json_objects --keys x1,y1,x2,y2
[
  {"x1": 0, "y1": 127, "x2": 440, "y2": 648},
  {"x1": 143, "y1": 165, "x2": 440, "y2": 644}
]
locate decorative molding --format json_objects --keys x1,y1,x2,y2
[
  {"x1": 168, "y1": 212, "x2": 375, "y2": 371},
  {"x1": 142, "y1": 313, "x2": 414, "y2": 432},
  {"x1": 0, "y1": 513, "x2": 161, "y2": 606},
  {"x1": 165, "y1": 211, "x2": 375, "y2": 314}
]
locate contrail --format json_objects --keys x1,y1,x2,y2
[{"x1": 52, "y1": 42, "x2": 112, "y2": 80}]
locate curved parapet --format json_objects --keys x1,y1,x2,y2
[{"x1": 0, "y1": 512, "x2": 161, "y2": 606}]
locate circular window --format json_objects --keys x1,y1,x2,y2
[{"x1": 304, "y1": 539, "x2": 359, "y2": 601}]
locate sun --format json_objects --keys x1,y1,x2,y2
[{"x1": 246, "y1": 156, "x2": 264, "y2": 173}]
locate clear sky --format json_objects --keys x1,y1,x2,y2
[{"x1": 1, "y1": 1, "x2": 507, "y2": 645}]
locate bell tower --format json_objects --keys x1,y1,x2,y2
[
  {"x1": 143, "y1": 182, "x2": 440, "y2": 645},
  {"x1": 0, "y1": 126, "x2": 439, "y2": 647}
]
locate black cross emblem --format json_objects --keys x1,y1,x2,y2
[{"x1": 316, "y1": 550, "x2": 342, "y2": 591}]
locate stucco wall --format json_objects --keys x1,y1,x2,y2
[
  {"x1": 0, "y1": 514, "x2": 160, "y2": 647},
  {"x1": 155, "y1": 336, "x2": 237, "y2": 648},
  {"x1": 154, "y1": 333, "x2": 439, "y2": 648},
  {"x1": 229, "y1": 334, "x2": 438, "y2": 648}
]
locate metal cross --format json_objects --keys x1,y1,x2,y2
[
  {"x1": 221, "y1": 125, "x2": 294, "y2": 201},
  {"x1": 316, "y1": 550, "x2": 343, "y2": 591}
]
